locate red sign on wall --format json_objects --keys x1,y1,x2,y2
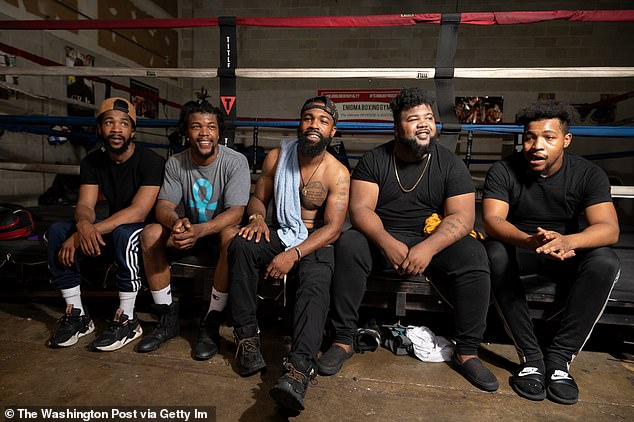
[{"x1": 317, "y1": 89, "x2": 400, "y2": 122}]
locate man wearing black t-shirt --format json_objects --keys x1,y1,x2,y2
[
  {"x1": 46, "y1": 97, "x2": 164, "y2": 352},
  {"x1": 483, "y1": 101, "x2": 620, "y2": 405},
  {"x1": 319, "y1": 87, "x2": 499, "y2": 392}
]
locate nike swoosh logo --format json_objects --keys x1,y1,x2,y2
[
  {"x1": 550, "y1": 370, "x2": 572, "y2": 380},
  {"x1": 518, "y1": 367, "x2": 542, "y2": 377}
]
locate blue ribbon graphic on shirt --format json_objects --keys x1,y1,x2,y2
[{"x1": 188, "y1": 179, "x2": 217, "y2": 222}]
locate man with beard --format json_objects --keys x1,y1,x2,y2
[
  {"x1": 47, "y1": 97, "x2": 164, "y2": 351},
  {"x1": 319, "y1": 87, "x2": 499, "y2": 392},
  {"x1": 228, "y1": 96, "x2": 349, "y2": 412},
  {"x1": 136, "y1": 99, "x2": 250, "y2": 359},
  {"x1": 483, "y1": 101, "x2": 620, "y2": 404}
]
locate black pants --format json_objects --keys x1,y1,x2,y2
[
  {"x1": 229, "y1": 230, "x2": 334, "y2": 364},
  {"x1": 330, "y1": 229, "x2": 492, "y2": 356},
  {"x1": 485, "y1": 239, "x2": 620, "y2": 368}
]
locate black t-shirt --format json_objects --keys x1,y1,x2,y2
[
  {"x1": 352, "y1": 139, "x2": 474, "y2": 235},
  {"x1": 80, "y1": 144, "x2": 165, "y2": 217},
  {"x1": 483, "y1": 152, "x2": 612, "y2": 235}
]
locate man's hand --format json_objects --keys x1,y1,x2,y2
[
  {"x1": 75, "y1": 221, "x2": 105, "y2": 257},
  {"x1": 264, "y1": 249, "x2": 297, "y2": 280},
  {"x1": 58, "y1": 232, "x2": 80, "y2": 267},
  {"x1": 380, "y1": 237, "x2": 409, "y2": 273},
  {"x1": 401, "y1": 242, "x2": 433, "y2": 276},
  {"x1": 534, "y1": 227, "x2": 576, "y2": 260},
  {"x1": 238, "y1": 216, "x2": 270, "y2": 243},
  {"x1": 170, "y1": 218, "x2": 200, "y2": 250}
]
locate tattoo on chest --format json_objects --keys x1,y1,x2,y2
[{"x1": 301, "y1": 181, "x2": 327, "y2": 205}]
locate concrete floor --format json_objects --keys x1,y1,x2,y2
[{"x1": 1, "y1": 301, "x2": 633, "y2": 422}]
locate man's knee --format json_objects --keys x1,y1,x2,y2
[
  {"x1": 140, "y1": 223, "x2": 166, "y2": 253},
  {"x1": 435, "y1": 237, "x2": 489, "y2": 278},
  {"x1": 582, "y1": 247, "x2": 621, "y2": 280},
  {"x1": 228, "y1": 234, "x2": 257, "y2": 260},
  {"x1": 112, "y1": 223, "x2": 143, "y2": 243},
  {"x1": 219, "y1": 226, "x2": 239, "y2": 251},
  {"x1": 484, "y1": 239, "x2": 514, "y2": 274},
  {"x1": 46, "y1": 221, "x2": 73, "y2": 245},
  {"x1": 334, "y1": 229, "x2": 368, "y2": 261}
]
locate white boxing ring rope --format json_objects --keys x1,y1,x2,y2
[
  {"x1": 1, "y1": 65, "x2": 633, "y2": 198},
  {"x1": 2, "y1": 66, "x2": 634, "y2": 79}
]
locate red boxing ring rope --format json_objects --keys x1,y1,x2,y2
[{"x1": 0, "y1": 10, "x2": 633, "y2": 30}]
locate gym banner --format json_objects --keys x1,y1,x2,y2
[{"x1": 317, "y1": 89, "x2": 399, "y2": 122}]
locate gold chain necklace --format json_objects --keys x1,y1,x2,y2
[
  {"x1": 393, "y1": 151, "x2": 431, "y2": 193},
  {"x1": 300, "y1": 152, "x2": 325, "y2": 196}
]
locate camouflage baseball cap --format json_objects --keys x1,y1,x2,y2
[{"x1": 97, "y1": 97, "x2": 136, "y2": 125}]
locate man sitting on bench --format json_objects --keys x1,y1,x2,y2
[
  {"x1": 47, "y1": 97, "x2": 164, "y2": 351},
  {"x1": 320, "y1": 87, "x2": 498, "y2": 392},
  {"x1": 137, "y1": 99, "x2": 250, "y2": 359},
  {"x1": 228, "y1": 96, "x2": 350, "y2": 412},
  {"x1": 483, "y1": 100, "x2": 620, "y2": 405}
]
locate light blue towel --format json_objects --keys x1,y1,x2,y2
[{"x1": 275, "y1": 139, "x2": 308, "y2": 248}]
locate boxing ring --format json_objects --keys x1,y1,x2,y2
[
  {"x1": 1, "y1": 10, "x2": 633, "y2": 185},
  {"x1": 0, "y1": 10, "x2": 633, "y2": 324}
]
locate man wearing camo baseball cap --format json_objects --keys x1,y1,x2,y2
[{"x1": 46, "y1": 96, "x2": 164, "y2": 353}]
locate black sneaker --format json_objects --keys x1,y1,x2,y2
[
  {"x1": 233, "y1": 330, "x2": 266, "y2": 376},
  {"x1": 136, "y1": 302, "x2": 180, "y2": 353},
  {"x1": 269, "y1": 358, "x2": 316, "y2": 412},
  {"x1": 91, "y1": 309, "x2": 143, "y2": 352},
  {"x1": 194, "y1": 311, "x2": 221, "y2": 360},
  {"x1": 50, "y1": 305, "x2": 95, "y2": 347}
]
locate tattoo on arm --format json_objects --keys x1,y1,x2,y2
[
  {"x1": 436, "y1": 217, "x2": 468, "y2": 242},
  {"x1": 334, "y1": 175, "x2": 350, "y2": 211},
  {"x1": 455, "y1": 217, "x2": 470, "y2": 234},
  {"x1": 439, "y1": 221, "x2": 460, "y2": 241}
]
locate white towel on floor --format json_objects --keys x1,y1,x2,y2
[{"x1": 406, "y1": 326, "x2": 454, "y2": 362}]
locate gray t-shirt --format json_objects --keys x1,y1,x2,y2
[{"x1": 159, "y1": 145, "x2": 250, "y2": 223}]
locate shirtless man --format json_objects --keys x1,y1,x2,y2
[{"x1": 228, "y1": 96, "x2": 350, "y2": 412}]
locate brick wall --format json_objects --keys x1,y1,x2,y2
[{"x1": 0, "y1": 1, "x2": 632, "y2": 220}]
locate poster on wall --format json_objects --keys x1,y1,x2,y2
[
  {"x1": 317, "y1": 89, "x2": 400, "y2": 122},
  {"x1": 455, "y1": 96, "x2": 503, "y2": 124},
  {"x1": 0, "y1": 53, "x2": 17, "y2": 100},
  {"x1": 65, "y1": 47, "x2": 95, "y2": 118},
  {"x1": 130, "y1": 79, "x2": 159, "y2": 119}
]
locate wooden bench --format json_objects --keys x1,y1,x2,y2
[
  {"x1": 1, "y1": 226, "x2": 632, "y2": 329},
  {"x1": 362, "y1": 270, "x2": 634, "y2": 327}
]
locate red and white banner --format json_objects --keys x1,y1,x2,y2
[{"x1": 317, "y1": 89, "x2": 399, "y2": 122}]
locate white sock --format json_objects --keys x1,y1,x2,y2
[
  {"x1": 207, "y1": 287, "x2": 228, "y2": 315},
  {"x1": 61, "y1": 286, "x2": 84, "y2": 316},
  {"x1": 151, "y1": 285, "x2": 173, "y2": 305},
  {"x1": 119, "y1": 291, "x2": 138, "y2": 318}
]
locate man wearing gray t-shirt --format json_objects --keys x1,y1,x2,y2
[{"x1": 137, "y1": 99, "x2": 250, "y2": 359}]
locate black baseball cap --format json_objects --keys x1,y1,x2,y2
[{"x1": 300, "y1": 96, "x2": 338, "y2": 124}]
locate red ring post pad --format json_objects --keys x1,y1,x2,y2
[{"x1": 1, "y1": 11, "x2": 633, "y2": 30}]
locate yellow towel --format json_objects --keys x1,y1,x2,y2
[{"x1": 423, "y1": 213, "x2": 484, "y2": 240}]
